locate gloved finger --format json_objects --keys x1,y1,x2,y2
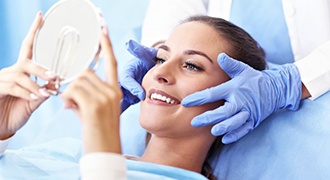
[
  {"x1": 120, "y1": 76, "x2": 145, "y2": 100},
  {"x1": 221, "y1": 120, "x2": 254, "y2": 144},
  {"x1": 191, "y1": 102, "x2": 240, "y2": 127},
  {"x1": 121, "y1": 99, "x2": 131, "y2": 113},
  {"x1": 182, "y1": 82, "x2": 233, "y2": 106},
  {"x1": 120, "y1": 87, "x2": 141, "y2": 113},
  {"x1": 210, "y1": 110, "x2": 249, "y2": 136},
  {"x1": 217, "y1": 53, "x2": 253, "y2": 78},
  {"x1": 126, "y1": 40, "x2": 158, "y2": 62}
]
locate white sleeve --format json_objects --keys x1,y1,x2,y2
[
  {"x1": 141, "y1": 0, "x2": 209, "y2": 46},
  {"x1": 294, "y1": 41, "x2": 330, "y2": 100},
  {"x1": 79, "y1": 152, "x2": 127, "y2": 180},
  {"x1": 0, "y1": 138, "x2": 11, "y2": 156}
]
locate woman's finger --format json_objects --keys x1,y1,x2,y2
[
  {"x1": 79, "y1": 69, "x2": 113, "y2": 96},
  {"x1": 0, "y1": 82, "x2": 36, "y2": 101},
  {"x1": 61, "y1": 85, "x2": 89, "y2": 119},
  {"x1": 0, "y1": 65, "x2": 52, "y2": 98},
  {"x1": 20, "y1": 60, "x2": 58, "y2": 80},
  {"x1": 18, "y1": 11, "x2": 43, "y2": 60},
  {"x1": 61, "y1": 82, "x2": 90, "y2": 111},
  {"x1": 4, "y1": 58, "x2": 58, "y2": 82},
  {"x1": 61, "y1": 71, "x2": 103, "y2": 111},
  {"x1": 100, "y1": 26, "x2": 119, "y2": 87}
]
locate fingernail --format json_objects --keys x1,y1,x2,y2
[
  {"x1": 30, "y1": 93, "x2": 39, "y2": 100},
  {"x1": 72, "y1": 104, "x2": 78, "y2": 109},
  {"x1": 36, "y1": 11, "x2": 42, "y2": 17},
  {"x1": 102, "y1": 26, "x2": 108, "y2": 35},
  {"x1": 45, "y1": 71, "x2": 57, "y2": 78},
  {"x1": 39, "y1": 88, "x2": 51, "y2": 97}
]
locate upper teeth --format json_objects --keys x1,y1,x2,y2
[{"x1": 150, "y1": 93, "x2": 176, "y2": 104}]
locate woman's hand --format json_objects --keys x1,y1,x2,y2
[
  {"x1": 0, "y1": 12, "x2": 57, "y2": 140},
  {"x1": 61, "y1": 27, "x2": 122, "y2": 154}
]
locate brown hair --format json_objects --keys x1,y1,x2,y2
[
  {"x1": 181, "y1": 15, "x2": 266, "y2": 180},
  {"x1": 181, "y1": 15, "x2": 266, "y2": 71}
]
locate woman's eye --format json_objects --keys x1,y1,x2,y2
[
  {"x1": 153, "y1": 57, "x2": 165, "y2": 65},
  {"x1": 184, "y1": 62, "x2": 203, "y2": 71}
]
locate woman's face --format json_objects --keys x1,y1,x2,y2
[{"x1": 139, "y1": 21, "x2": 230, "y2": 138}]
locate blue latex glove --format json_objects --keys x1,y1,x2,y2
[
  {"x1": 182, "y1": 53, "x2": 302, "y2": 144},
  {"x1": 120, "y1": 40, "x2": 157, "y2": 112}
]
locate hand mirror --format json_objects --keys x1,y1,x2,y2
[{"x1": 33, "y1": 0, "x2": 103, "y2": 95}]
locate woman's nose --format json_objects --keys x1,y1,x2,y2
[{"x1": 152, "y1": 61, "x2": 175, "y2": 84}]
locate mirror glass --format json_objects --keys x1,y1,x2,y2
[{"x1": 33, "y1": 0, "x2": 102, "y2": 93}]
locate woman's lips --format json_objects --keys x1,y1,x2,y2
[{"x1": 148, "y1": 88, "x2": 181, "y2": 105}]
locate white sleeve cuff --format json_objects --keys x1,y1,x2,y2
[
  {"x1": 295, "y1": 41, "x2": 330, "y2": 100},
  {"x1": 79, "y1": 152, "x2": 127, "y2": 180},
  {"x1": 0, "y1": 138, "x2": 11, "y2": 156}
]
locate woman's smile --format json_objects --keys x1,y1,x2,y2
[{"x1": 147, "y1": 88, "x2": 181, "y2": 105}]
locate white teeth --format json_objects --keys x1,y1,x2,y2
[
  {"x1": 166, "y1": 98, "x2": 171, "y2": 103},
  {"x1": 150, "y1": 93, "x2": 176, "y2": 104}
]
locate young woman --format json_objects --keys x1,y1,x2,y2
[{"x1": 0, "y1": 14, "x2": 265, "y2": 179}]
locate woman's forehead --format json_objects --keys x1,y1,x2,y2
[
  {"x1": 171, "y1": 21, "x2": 218, "y2": 40},
  {"x1": 165, "y1": 21, "x2": 225, "y2": 59}
]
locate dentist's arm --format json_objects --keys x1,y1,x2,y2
[
  {"x1": 294, "y1": 41, "x2": 330, "y2": 100},
  {"x1": 182, "y1": 53, "x2": 303, "y2": 144}
]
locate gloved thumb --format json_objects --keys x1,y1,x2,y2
[
  {"x1": 217, "y1": 53, "x2": 250, "y2": 78},
  {"x1": 126, "y1": 40, "x2": 158, "y2": 62}
]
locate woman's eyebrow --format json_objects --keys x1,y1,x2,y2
[
  {"x1": 158, "y1": 44, "x2": 169, "y2": 51},
  {"x1": 158, "y1": 44, "x2": 213, "y2": 63},
  {"x1": 184, "y1": 50, "x2": 213, "y2": 63}
]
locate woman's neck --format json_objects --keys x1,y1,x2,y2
[{"x1": 139, "y1": 134, "x2": 215, "y2": 173}]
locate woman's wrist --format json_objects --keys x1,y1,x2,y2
[{"x1": 82, "y1": 119, "x2": 122, "y2": 154}]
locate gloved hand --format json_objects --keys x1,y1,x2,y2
[
  {"x1": 120, "y1": 40, "x2": 157, "y2": 112},
  {"x1": 182, "y1": 53, "x2": 302, "y2": 144}
]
